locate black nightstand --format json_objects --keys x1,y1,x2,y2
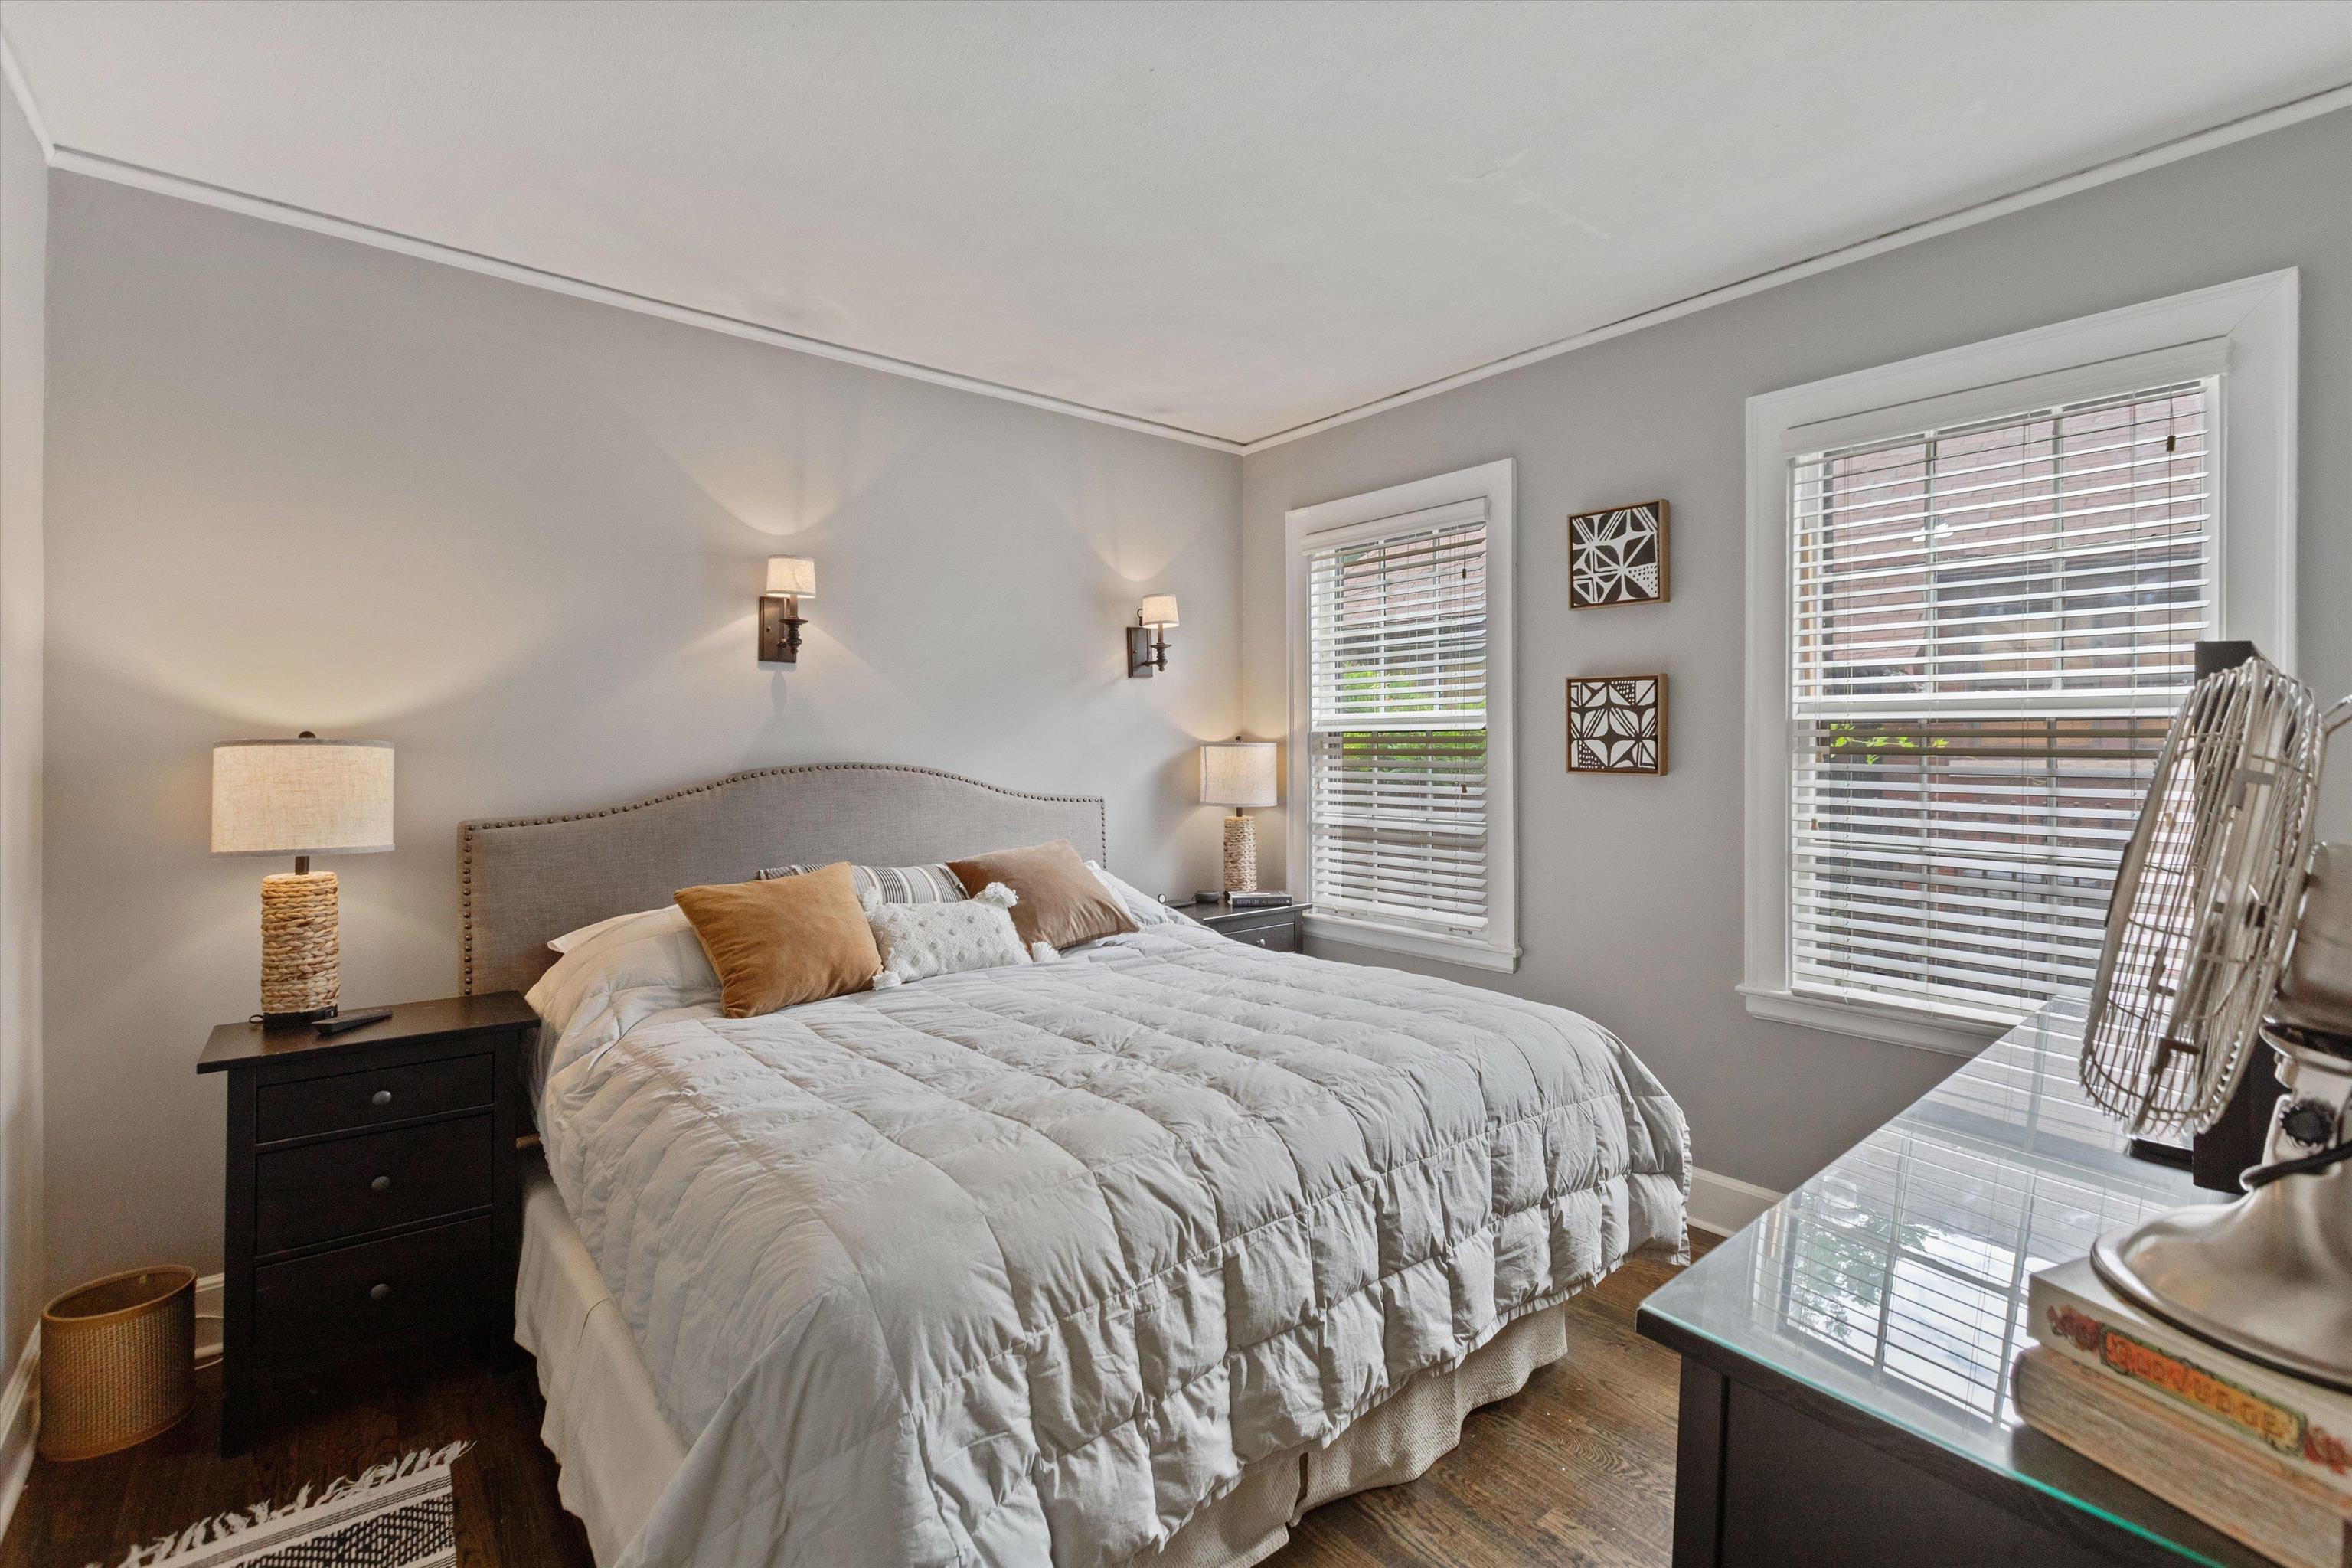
[
  {"x1": 197, "y1": 992, "x2": 536, "y2": 1452},
  {"x1": 1187, "y1": 900, "x2": 1308, "y2": 953}
]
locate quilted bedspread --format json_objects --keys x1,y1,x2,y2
[{"x1": 533, "y1": 920, "x2": 1688, "y2": 1568}]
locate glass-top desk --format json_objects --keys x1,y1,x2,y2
[{"x1": 1638, "y1": 994, "x2": 2272, "y2": 1568}]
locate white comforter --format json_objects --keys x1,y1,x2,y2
[{"x1": 532, "y1": 916, "x2": 1688, "y2": 1568}]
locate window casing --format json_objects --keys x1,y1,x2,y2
[
  {"x1": 1286, "y1": 460, "x2": 1517, "y2": 972},
  {"x1": 1743, "y1": 273, "x2": 2297, "y2": 1054}
]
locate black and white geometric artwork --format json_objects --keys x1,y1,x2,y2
[
  {"x1": 1567, "y1": 501, "x2": 1669, "y2": 608},
  {"x1": 1567, "y1": 675, "x2": 1668, "y2": 774}
]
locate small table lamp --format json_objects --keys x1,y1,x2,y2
[
  {"x1": 1200, "y1": 739, "x2": 1277, "y2": 894},
  {"x1": 211, "y1": 733, "x2": 394, "y2": 1028}
]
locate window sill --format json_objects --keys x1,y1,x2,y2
[
  {"x1": 1736, "y1": 984, "x2": 2007, "y2": 1057},
  {"x1": 1304, "y1": 911, "x2": 1520, "y2": 973}
]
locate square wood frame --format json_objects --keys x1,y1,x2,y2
[
  {"x1": 1566, "y1": 499, "x2": 1671, "y2": 609},
  {"x1": 1566, "y1": 673, "x2": 1669, "y2": 775}
]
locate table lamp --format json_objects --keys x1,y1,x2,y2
[
  {"x1": 211, "y1": 733, "x2": 394, "y2": 1028},
  {"x1": 1200, "y1": 739, "x2": 1277, "y2": 894}
]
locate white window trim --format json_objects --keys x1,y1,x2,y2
[
  {"x1": 1743, "y1": 270, "x2": 2298, "y2": 1055},
  {"x1": 1285, "y1": 459, "x2": 1519, "y2": 973}
]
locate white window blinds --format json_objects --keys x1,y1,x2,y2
[
  {"x1": 1786, "y1": 379, "x2": 2213, "y2": 1022},
  {"x1": 1305, "y1": 505, "x2": 1489, "y2": 936}
]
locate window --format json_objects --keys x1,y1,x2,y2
[
  {"x1": 1285, "y1": 460, "x2": 1517, "y2": 972},
  {"x1": 1745, "y1": 273, "x2": 2297, "y2": 1054},
  {"x1": 1789, "y1": 381, "x2": 2209, "y2": 1023}
]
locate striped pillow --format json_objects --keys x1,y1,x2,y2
[{"x1": 759, "y1": 862, "x2": 968, "y2": 906}]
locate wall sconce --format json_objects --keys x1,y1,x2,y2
[
  {"x1": 1126, "y1": 595, "x2": 1178, "y2": 678},
  {"x1": 760, "y1": 557, "x2": 816, "y2": 664}
]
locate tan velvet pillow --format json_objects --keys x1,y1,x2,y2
[
  {"x1": 946, "y1": 840, "x2": 1138, "y2": 952},
  {"x1": 674, "y1": 862, "x2": 881, "y2": 1018}
]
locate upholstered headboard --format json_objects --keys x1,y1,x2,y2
[{"x1": 458, "y1": 763, "x2": 1106, "y2": 996}]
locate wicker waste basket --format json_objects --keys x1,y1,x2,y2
[{"x1": 38, "y1": 1265, "x2": 195, "y2": 1460}]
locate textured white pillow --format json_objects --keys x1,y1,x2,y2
[{"x1": 867, "y1": 882, "x2": 1044, "y2": 988}]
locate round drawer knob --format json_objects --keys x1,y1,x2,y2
[
  {"x1": 371, "y1": 1089, "x2": 393, "y2": 1107},
  {"x1": 369, "y1": 1282, "x2": 391, "y2": 1302},
  {"x1": 370, "y1": 1174, "x2": 393, "y2": 1192},
  {"x1": 1254, "y1": 937, "x2": 1269, "y2": 946}
]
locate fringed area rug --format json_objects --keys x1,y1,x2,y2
[{"x1": 93, "y1": 1442, "x2": 472, "y2": 1568}]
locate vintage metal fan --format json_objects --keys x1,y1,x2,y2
[{"x1": 2079, "y1": 655, "x2": 2352, "y2": 1391}]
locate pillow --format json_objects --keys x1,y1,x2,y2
[
  {"x1": 1087, "y1": 863, "x2": 1192, "y2": 928},
  {"x1": 547, "y1": 903, "x2": 688, "y2": 954},
  {"x1": 946, "y1": 840, "x2": 1138, "y2": 952},
  {"x1": 759, "y1": 862, "x2": 967, "y2": 906},
  {"x1": 674, "y1": 862, "x2": 883, "y2": 1018},
  {"x1": 867, "y1": 882, "x2": 1044, "y2": 988},
  {"x1": 525, "y1": 905, "x2": 717, "y2": 1031}
]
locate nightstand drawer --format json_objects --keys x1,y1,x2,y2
[
  {"x1": 256, "y1": 1052, "x2": 495, "y2": 1144},
  {"x1": 1218, "y1": 915, "x2": 1298, "y2": 952},
  {"x1": 253, "y1": 1216, "x2": 494, "y2": 1367},
  {"x1": 254, "y1": 1113, "x2": 494, "y2": 1255}
]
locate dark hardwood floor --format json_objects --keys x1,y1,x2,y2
[{"x1": 4, "y1": 1236, "x2": 1710, "y2": 1568}]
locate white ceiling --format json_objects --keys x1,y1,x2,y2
[{"x1": 5, "y1": 2, "x2": 2349, "y2": 447}]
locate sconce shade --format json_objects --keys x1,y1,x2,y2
[
  {"x1": 766, "y1": 557, "x2": 817, "y2": 598},
  {"x1": 1138, "y1": 594, "x2": 1179, "y2": 629},
  {"x1": 211, "y1": 739, "x2": 394, "y2": 857},
  {"x1": 1200, "y1": 741, "x2": 1277, "y2": 808}
]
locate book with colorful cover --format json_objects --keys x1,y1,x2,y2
[
  {"x1": 2014, "y1": 1348, "x2": 2351, "y2": 1568},
  {"x1": 2029, "y1": 1255, "x2": 2352, "y2": 1495}
]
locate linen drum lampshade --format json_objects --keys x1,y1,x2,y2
[
  {"x1": 1200, "y1": 740, "x2": 1277, "y2": 893},
  {"x1": 765, "y1": 557, "x2": 817, "y2": 598},
  {"x1": 212, "y1": 737, "x2": 394, "y2": 1026},
  {"x1": 1138, "y1": 594, "x2": 1179, "y2": 629}
]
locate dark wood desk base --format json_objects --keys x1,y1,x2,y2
[{"x1": 1655, "y1": 1332, "x2": 2264, "y2": 1568}]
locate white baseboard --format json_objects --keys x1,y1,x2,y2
[
  {"x1": 196, "y1": 1272, "x2": 223, "y2": 1367},
  {"x1": 0, "y1": 1328, "x2": 36, "y2": 1548},
  {"x1": 1688, "y1": 1168, "x2": 1783, "y2": 1238}
]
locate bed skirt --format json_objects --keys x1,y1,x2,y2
[{"x1": 515, "y1": 1166, "x2": 1575, "y2": 1567}]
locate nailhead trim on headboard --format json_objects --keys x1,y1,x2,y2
[{"x1": 456, "y1": 763, "x2": 1109, "y2": 995}]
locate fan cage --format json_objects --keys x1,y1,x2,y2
[{"x1": 2081, "y1": 659, "x2": 2324, "y2": 1134}]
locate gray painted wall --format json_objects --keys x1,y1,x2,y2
[
  {"x1": 1240, "y1": 108, "x2": 2352, "y2": 1196},
  {"x1": 0, "y1": 83, "x2": 47, "y2": 1367},
  {"x1": 41, "y1": 175, "x2": 1241, "y2": 1292}
]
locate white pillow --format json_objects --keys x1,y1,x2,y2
[
  {"x1": 867, "y1": 882, "x2": 1044, "y2": 988},
  {"x1": 526, "y1": 903, "x2": 716, "y2": 1028},
  {"x1": 1087, "y1": 863, "x2": 1192, "y2": 928},
  {"x1": 547, "y1": 904, "x2": 688, "y2": 954}
]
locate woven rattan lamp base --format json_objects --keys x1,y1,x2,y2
[
  {"x1": 1222, "y1": 814, "x2": 1259, "y2": 894},
  {"x1": 260, "y1": 870, "x2": 340, "y2": 1026}
]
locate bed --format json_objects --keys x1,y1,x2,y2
[{"x1": 461, "y1": 764, "x2": 1690, "y2": 1568}]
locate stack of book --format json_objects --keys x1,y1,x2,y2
[{"x1": 2014, "y1": 1256, "x2": 2350, "y2": 1568}]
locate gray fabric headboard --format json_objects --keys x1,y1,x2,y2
[{"x1": 459, "y1": 763, "x2": 1106, "y2": 996}]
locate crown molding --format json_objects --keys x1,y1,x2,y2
[
  {"x1": 14, "y1": 56, "x2": 2346, "y2": 457},
  {"x1": 43, "y1": 143, "x2": 1248, "y2": 455},
  {"x1": 0, "y1": 26, "x2": 55, "y2": 161},
  {"x1": 1236, "y1": 80, "x2": 2352, "y2": 454}
]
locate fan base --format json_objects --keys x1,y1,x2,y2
[
  {"x1": 2092, "y1": 1033, "x2": 2352, "y2": 1392},
  {"x1": 2092, "y1": 1167, "x2": 2352, "y2": 1393}
]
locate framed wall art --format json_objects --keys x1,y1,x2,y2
[
  {"x1": 1567, "y1": 675, "x2": 1667, "y2": 774},
  {"x1": 1567, "y1": 500, "x2": 1668, "y2": 607}
]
